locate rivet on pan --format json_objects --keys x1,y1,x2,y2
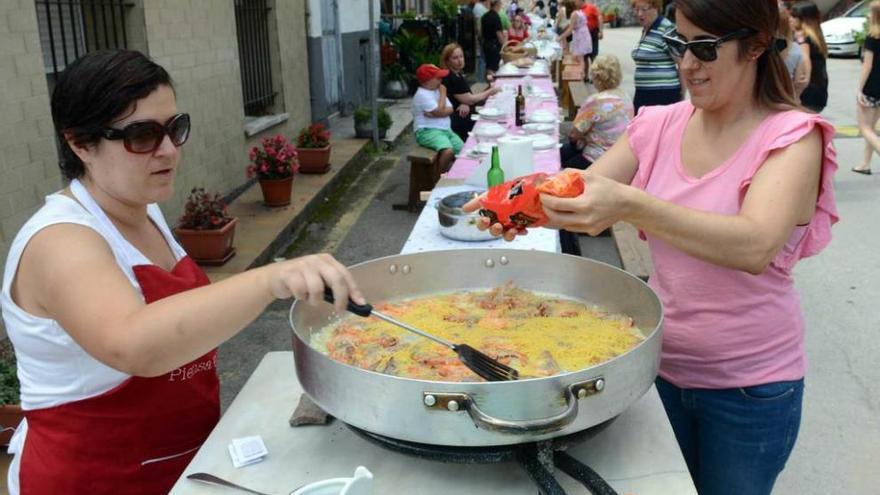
[
  {"x1": 402, "y1": 265, "x2": 411, "y2": 274},
  {"x1": 499, "y1": 256, "x2": 509, "y2": 265},
  {"x1": 447, "y1": 400, "x2": 460, "y2": 412},
  {"x1": 577, "y1": 388, "x2": 587, "y2": 399},
  {"x1": 424, "y1": 395, "x2": 437, "y2": 407},
  {"x1": 389, "y1": 264, "x2": 398, "y2": 274},
  {"x1": 485, "y1": 259, "x2": 495, "y2": 268},
  {"x1": 595, "y1": 379, "x2": 605, "y2": 391}
]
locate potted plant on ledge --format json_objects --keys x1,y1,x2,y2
[
  {"x1": 0, "y1": 353, "x2": 22, "y2": 447},
  {"x1": 174, "y1": 187, "x2": 238, "y2": 266},
  {"x1": 354, "y1": 106, "x2": 393, "y2": 139},
  {"x1": 382, "y1": 63, "x2": 411, "y2": 99},
  {"x1": 295, "y1": 123, "x2": 332, "y2": 174},
  {"x1": 248, "y1": 134, "x2": 299, "y2": 206}
]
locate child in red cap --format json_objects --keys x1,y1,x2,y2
[{"x1": 412, "y1": 63, "x2": 464, "y2": 173}]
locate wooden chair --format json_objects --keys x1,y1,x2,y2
[
  {"x1": 560, "y1": 66, "x2": 586, "y2": 119},
  {"x1": 392, "y1": 147, "x2": 441, "y2": 212},
  {"x1": 611, "y1": 222, "x2": 654, "y2": 282},
  {"x1": 567, "y1": 81, "x2": 591, "y2": 120}
]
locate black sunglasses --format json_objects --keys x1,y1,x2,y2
[
  {"x1": 662, "y1": 28, "x2": 756, "y2": 62},
  {"x1": 101, "y1": 113, "x2": 191, "y2": 154}
]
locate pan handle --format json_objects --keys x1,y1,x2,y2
[{"x1": 422, "y1": 378, "x2": 604, "y2": 435}]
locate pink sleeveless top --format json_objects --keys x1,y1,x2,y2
[{"x1": 627, "y1": 101, "x2": 838, "y2": 388}]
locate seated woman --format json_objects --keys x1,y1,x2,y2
[
  {"x1": 560, "y1": 54, "x2": 634, "y2": 169},
  {"x1": 440, "y1": 43, "x2": 502, "y2": 142},
  {"x1": 508, "y1": 14, "x2": 531, "y2": 43}
]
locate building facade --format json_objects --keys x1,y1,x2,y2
[{"x1": 0, "y1": 0, "x2": 313, "y2": 336}]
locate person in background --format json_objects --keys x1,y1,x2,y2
[
  {"x1": 630, "y1": 0, "x2": 681, "y2": 113},
  {"x1": 778, "y1": 7, "x2": 808, "y2": 99},
  {"x1": 790, "y1": 0, "x2": 828, "y2": 112},
  {"x1": 853, "y1": 0, "x2": 880, "y2": 175},
  {"x1": 467, "y1": 1, "x2": 837, "y2": 493},
  {"x1": 556, "y1": 0, "x2": 571, "y2": 36},
  {"x1": 582, "y1": 0, "x2": 603, "y2": 62},
  {"x1": 440, "y1": 43, "x2": 503, "y2": 141},
  {"x1": 412, "y1": 64, "x2": 464, "y2": 173},
  {"x1": 0, "y1": 49, "x2": 364, "y2": 494},
  {"x1": 557, "y1": 0, "x2": 593, "y2": 77},
  {"x1": 473, "y1": 0, "x2": 490, "y2": 82},
  {"x1": 500, "y1": 4, "x2": 513, "y2": 30},
  {"x1": 508, "y1": 0, "x2": 519, "y2": 18},
  {"x1": 482, "y1": 0, "x2": 507, "y2": 81},
  {"x1": 509, "y1": 13, "x2": 531, "y2": 42},
  {"x1": 516, "y1": 7, "x2": 533, "y2": 25},
  {"x1": 532, "y1": 0, "x2": 548, "y2": 18},
  {"x1": 560, "y1": 54, "x2": 634, "y2": 169},
  {"x1": 549, "y1": 0, "x2": 559, "y2": 19}
]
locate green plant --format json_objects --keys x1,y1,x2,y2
[
  {"x1": 296, "y1": 123, "x2": 331, "y2": 149},
  {"x1": 383, "y1": 63, "x2": 411, "y2": 83},
  {"x1": 354, "y1": 106, "x2": 393, "y2": 131},
  {"x1": 0, "y1": 356, "x2": 20, "y2": 406},
  {"x1": 401, "y1": 10, "x2": 417, "y2": 20},
  {"x1": 392, "y1": 30, "x2": 429, "y2": 71},
  {"x1": 431, "y1": 0, "x2": 458, "y2": 21},
  {"x1": 855, "y1": 17, "x2": 869, "y2": 47},
  {"x1": 178, "y1": 188, "x2": 234, "y2": 230},
  {"x1": 247, "y1": 134, "x2": 300, "y2": 180}
]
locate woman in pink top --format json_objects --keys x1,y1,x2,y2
[{"x1": 466, "y1": 1, "x2": 838, "y2": 494}]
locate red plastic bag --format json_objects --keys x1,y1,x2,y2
[{"x1": 478, "y1": 171, "x2": 585, "y2": 229}]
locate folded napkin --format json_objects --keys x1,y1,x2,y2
[{"x1": 289, "y1": 393, "x2": 334, "y2": 426}]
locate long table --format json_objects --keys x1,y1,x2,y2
[{"x1": 402, "y1": 74, "x2": 564, "y2": 255}]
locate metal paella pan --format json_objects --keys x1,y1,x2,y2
[{"x1": 288, "y1": 249, "x2": 663, "y2": 447}]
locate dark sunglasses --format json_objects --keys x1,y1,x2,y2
[
  {"x1": 662, "y1": 28, "x2": 756, "y2": 62},
  {"x1": 101, "y1": 113, "x2": 191, "y2": 154}
]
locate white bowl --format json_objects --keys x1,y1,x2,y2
[
  {"x1": 477, "y1": 107, "x2": 503, "y2": 119},
  {"x1": 522, "y1": 123, "x2": 555, "y2": 134},
  {"x1": 528, "y1": 111, "x2": 556, "y2": 124},
  {"x1": 473, "y1": 123, "x2": 506, "y2": 139},
  {"x1": 531, "y1": 135, "x2": 558, "y2": 150}
]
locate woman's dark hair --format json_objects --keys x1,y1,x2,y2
[
  {"x1": 790, "y1": 0, "x2": 827, "y2": 57},
  {"x1": 51, "y1": 49, "x2": 173, "y2": 180},
  {"x1": 674, "y1": 0, "x2": 799, "y2": 110}
]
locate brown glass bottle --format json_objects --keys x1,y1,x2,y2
[{"x1": 515, "y1": 85, "x2": 526, "y2": 127}]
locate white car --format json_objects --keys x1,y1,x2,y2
[{"x1": 822, "y1": 1, "x2": 868, "y2": 57}]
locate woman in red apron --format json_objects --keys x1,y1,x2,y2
[{"x1": 0, "y1": 50, "x2": 363, "y2": 494}]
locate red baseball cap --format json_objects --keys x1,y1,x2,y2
[{"x1": 415, "y1": 64, "x2": 449, "y2": 84}]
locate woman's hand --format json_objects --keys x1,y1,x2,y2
[
  {"x1": 265, "y1": 254, "x2": 365, "y2": 313},
  {"x1": 541, "y1": 171, "x2": 629, "y2": 236},
  {"x1": 457, "y1": 104, "x2": 471, "y2": 118},
  {"x1": 461, "y1": 197, "x2": 528, "y2": 241}
]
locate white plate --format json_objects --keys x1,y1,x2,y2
[
  {"x1": 477, "y1": 107, "x2": 503, "y2": 119},
  {"x1": 472, "y1": 123, "x2": 506, "y2": 139},
  {"x1": 531, "y1": 136, "x2": 558, "y2": 150},
  {"x1": 472, "y1": 142, "x2": 494, "y2": 155},
  {"x1": 522, "y1": 123, "x2": 555, "y2": 134},
  {"x1": 528, "y1": 111, "x2": 557, "y2": 124}
]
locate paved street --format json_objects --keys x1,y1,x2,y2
[{"x1": 219, "y1": 26, "x2": 879, "y2": 495}]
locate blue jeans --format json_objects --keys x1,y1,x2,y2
[{"x1": 656, "y1": 376, "x2": 804, "y2": 495}]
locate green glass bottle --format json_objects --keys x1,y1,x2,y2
[{"x1": 487, "y1": 145, "x2": 505, "y2": 187}]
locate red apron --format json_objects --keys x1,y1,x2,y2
[{"x1": 19, "y1": 257, "x2": 220, "y2": 494}]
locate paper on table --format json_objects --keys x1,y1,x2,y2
[{"x1": 463, "y1": 154, "x2": 491, "y2": 188}]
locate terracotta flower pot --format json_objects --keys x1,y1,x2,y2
[
  {"x1": 296, "y1": 146, "x2": 331, "y2": 174},
  {"x1": 258, "y1": 176, "x2": 294, "y2": 206},
  {"x1": 174, "y1": 217, "x2": 237, "y2": 266},
  {"x1": 0, "y1": 403, "x2": 23, "y2": 445}
]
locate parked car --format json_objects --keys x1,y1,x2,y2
[{"x1": 822, "y1": 0, "x2": 869, "y2": 57}]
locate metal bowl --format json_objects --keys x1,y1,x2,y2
[
  {"x1": 436, "y1": 190, "x2": 495, "y2": 242},
  {"x1": 289, "y1": 249, "x2": 663, "y2": 447}
]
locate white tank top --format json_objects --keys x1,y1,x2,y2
[{"x1": 1, "y1": 180, "x2": 186, "y2": 493}]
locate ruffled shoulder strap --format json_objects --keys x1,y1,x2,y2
[{"x1": 741, "y1": 110, "x2": 839, "y2": 270}]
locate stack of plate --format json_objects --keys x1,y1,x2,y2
[
  {"x1": 528, "y1": 135, "x2": 559, "y2": 150},
  {"x1": 522, "y1": 123, "x2": 555, "y2": 134},
  {"x1": 528, "y1": 110, "x2": 557, "y2": 124},
  {"x1": 471, "y1": 123, "x2": 506, "y2": 143},
  {"x1": 476, "y1": 107, "x2": 504, "y2": 120}
]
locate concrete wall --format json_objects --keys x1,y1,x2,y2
[
  {"x1": 306, "y1": 0, "x2": 379, "y2": 121},
  {"x1": 0, "y1": 0, "x2": 311, "y2": 337}
]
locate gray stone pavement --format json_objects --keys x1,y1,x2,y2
[{"x1": 216, "y1": 26, "x2": 879, "y2": 494}]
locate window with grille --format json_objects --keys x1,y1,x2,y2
[
  {"x1": 35, "y1": 0, "x2": 132, "y2": 77},
  {"x1": 234, "y1": 0, "x2": 278, "y2": 116}
]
